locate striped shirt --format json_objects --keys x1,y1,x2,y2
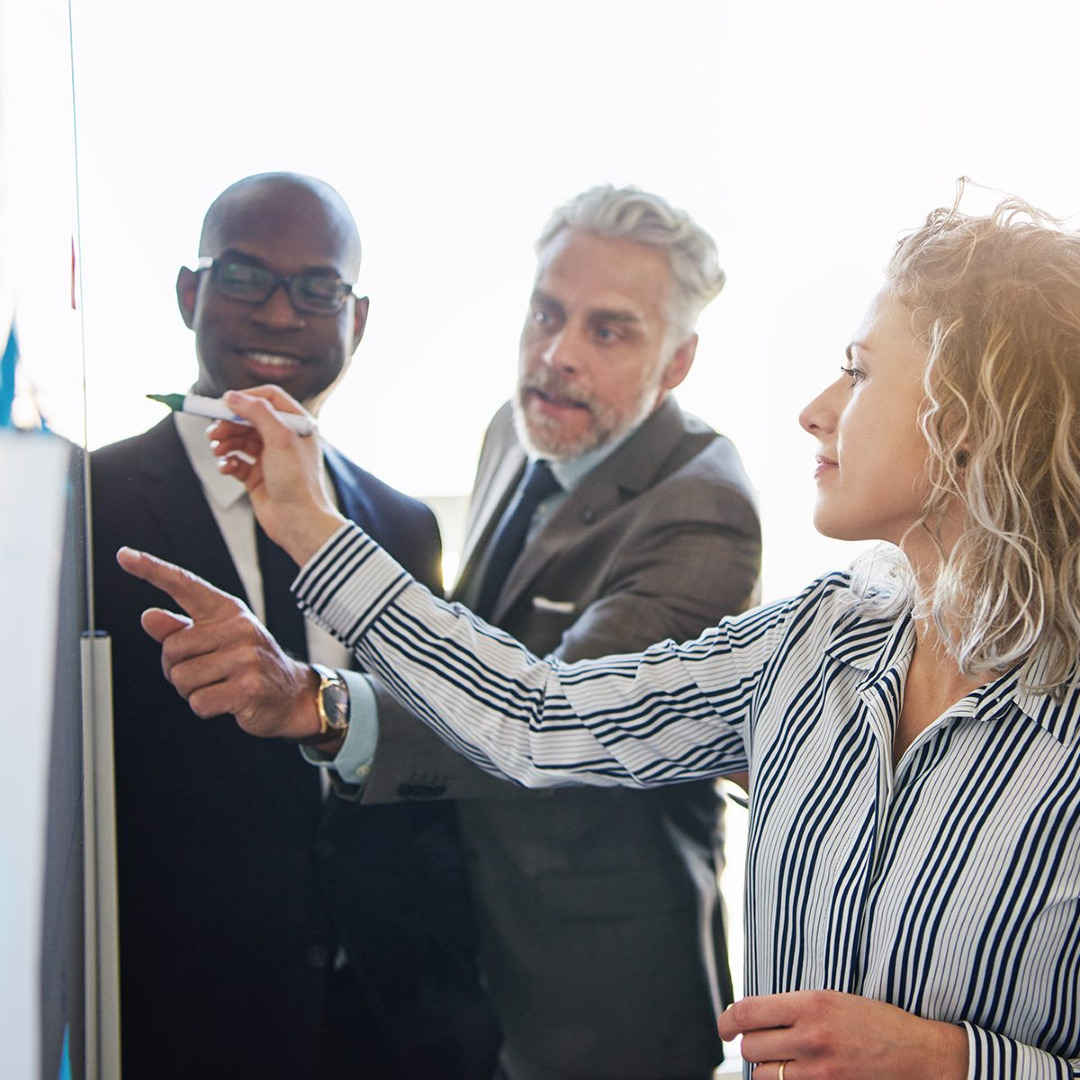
[{"x1": 296, "y1": 522, "x2": 1080, "y2": 1079}]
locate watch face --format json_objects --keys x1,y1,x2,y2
[
  {"x1": 300, "y1": 665, "x2": 350, "y2": 746},
  {"x1": 320, "y1": 679, "x2": 349, "y2": 731}
]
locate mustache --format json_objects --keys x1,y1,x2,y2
[{"x1": 520, "y1": 372, "x2": 593, "y2": 409}]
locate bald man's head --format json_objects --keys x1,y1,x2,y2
[
  {"x1": 199, "y1": 173, "x2": 363, "y2": 280},
  {"x1": 177, "y1": 173, "x2": 368, "y2": 408}
]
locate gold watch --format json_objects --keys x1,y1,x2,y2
[{"x1": 299, "y1": 663, "x2": 350, "y2": 746}]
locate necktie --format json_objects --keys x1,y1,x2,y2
[
  {"x1": 254, "y1": 520, "x2": 308, "y2": 662},
  {"x1": 474, "y1": 459, "x2": 560, "y2": 621}
]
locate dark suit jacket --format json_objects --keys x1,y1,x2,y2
[
  {"x1": 364, "y1": 397, "x2": 762, "y2": 1080},
  {"x1": 90, "y1": 417, "x2": 499, "y2": 1080}
]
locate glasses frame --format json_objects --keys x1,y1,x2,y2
[{"x1": 195, "y1": 256, "x2": 359, "y2": 316}]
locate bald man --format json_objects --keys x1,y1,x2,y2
[{"x1": 90, "y1": 174, "x2": 499, "y2": 1080}]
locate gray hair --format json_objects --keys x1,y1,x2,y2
[{"x1": 536, "y1": 185, "x2": 726, "y2": 343}]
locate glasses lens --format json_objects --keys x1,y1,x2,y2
[
  {"x1": 290, "y1": 273, "x2": 349, "y2": 314},
  {"x1": 212, "y1": 260, "x2": 275, "y2": 301},
  {"x1": 206, "y1": 260, "x2": 350, "y2": 314}
]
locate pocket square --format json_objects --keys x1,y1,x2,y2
[{"x1": 532, "y1": 596, "x2": 576, "y2": 614}]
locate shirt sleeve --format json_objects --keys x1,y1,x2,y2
[{"x1": 292, "y1": 522, "x2": 758, "y2": 789}]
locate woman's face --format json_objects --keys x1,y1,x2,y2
[{"x1": 799, "y1": 289, "x2": 933, "y2": 547}]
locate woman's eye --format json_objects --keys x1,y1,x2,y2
[{"x1": 840, "y1": 364, "x2": 865, "y2": 385}]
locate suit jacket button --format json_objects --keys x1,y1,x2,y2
[
  {"x1": 305, "y1": 945, "x2": 329, "y2": 969},
  {"x1": 316, "y1": 837, "x2": 334, "y2": 859},
  {"x1": 580, "y1": 507, "x2": 596, "y2": 524}
]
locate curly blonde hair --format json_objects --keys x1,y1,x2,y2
[{"x1": 868, "y1": 189, "x2": 1080, "y2": 692}]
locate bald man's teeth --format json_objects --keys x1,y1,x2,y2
[{"x1": 247, "y1": 352, "x2": 300, "y2": 368}]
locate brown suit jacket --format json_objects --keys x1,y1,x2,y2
[{"x1": 363, "y1": 397, "x2": 762, "y2": 1079}]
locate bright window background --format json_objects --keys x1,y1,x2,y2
[
  {"x1": 53, "y1": 0, "x2": 1080, "y2": 604},
  {"x1": 9, "y1": 0, "x2": 1079, "y2": 1050}
]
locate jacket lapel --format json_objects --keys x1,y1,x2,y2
[
  {"x1": 138, "y1": 418, "x2": 321, "y2": 812},
  {"x1": 137, "y1": 418, "x2": 248, "y2": 604},
  {"x1": 324, "y1": 445, "x2": 375, "y2": 535},
  {"x1": 455, "y1": 444, "x2": 527, "y2": 601},
  {"x1": 492, "y1": 397, "x2": 689, "y2": 623}
]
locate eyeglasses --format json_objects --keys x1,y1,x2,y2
[{"x1": 196, "y1": 257, "x2": 358, "y2": 316}]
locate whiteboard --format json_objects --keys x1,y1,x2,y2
[{"x1": 0, "y1": 431, "x2": 73, "y2": 1078}]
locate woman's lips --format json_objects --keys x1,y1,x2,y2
[{"x1": 813, "y1": 454, "x2": 838, "y2": 479}]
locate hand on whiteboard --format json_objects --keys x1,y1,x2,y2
[
  {"x1": 116, "y1": 546, "x2": 323, "y2": 742},
  {"x1": 207, "y1": 386, "x2": 345, "y2": 565}
]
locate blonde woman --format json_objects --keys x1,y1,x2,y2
[{"x1": 122, "y1": 194, "x2": 1080, "y2": 1078}]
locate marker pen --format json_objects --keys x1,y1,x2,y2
[{"x1": 147, "y1": 393, "x2": 317, "y2": 437}]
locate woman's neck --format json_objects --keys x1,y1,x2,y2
[{"x1": 893, "y1": 553, "x2": 992, "y2": 764}]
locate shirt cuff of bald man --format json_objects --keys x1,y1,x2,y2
[{"x1": 300, "y1": 669, "x2": 378, "y2": 784}]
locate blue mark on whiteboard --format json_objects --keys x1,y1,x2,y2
[
  {"x1": 58, "y1": 1023, "x2": 72, "y2": 1080},
  {"x1": 0, "y1": 323, "x2": 17, "y2": 429}
]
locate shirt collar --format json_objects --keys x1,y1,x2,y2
[
  {"x1": 822, "y1": 587, "x2": 911, "y2": 676},
  {"x1": 174, "y1": 410, "x2": 249, "y2": 512},
  {"x1": 175, "y1": 408, "x2": 337, "y2": 520},
  {"x1": 1012, "y1": 654, "x2": 1080, "y2": 747},
  {"x1": 823, "y1": 588, "x2": 1080, "y2": 746}
]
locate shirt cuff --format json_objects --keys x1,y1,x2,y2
[
  {"x1": 962, "y1": 1021, "x2": 1075, "y2": 1078},
  {"x1": 300, "y1": 671, "x2": 379, "y2": 785}
]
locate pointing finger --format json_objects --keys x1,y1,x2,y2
[{"x1": 116, "y1": 547, "x2": 241, "y2": 621}]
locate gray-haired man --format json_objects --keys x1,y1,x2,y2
[{"x1": 374, "y1": 186, "x2": 760, "y2": 1080}]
